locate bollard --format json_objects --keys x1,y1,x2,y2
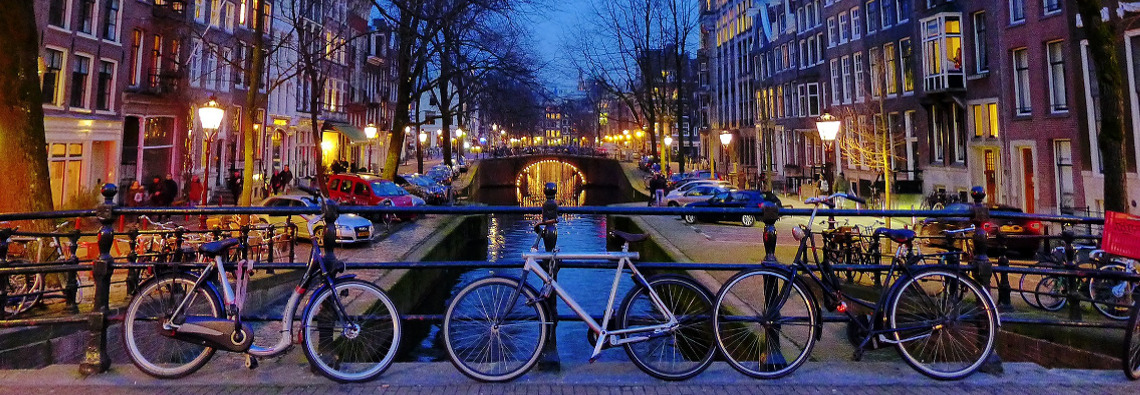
[
  {"x1": 65, "y1": 228, "x2": 81, "y2": 313},
  {"x1": 79, "y1": 183, "x2": 116, "y2": 375},
  {"x1": 761, "y1": 201, "x2": 780, "y2": 264},
  {"x1": 969, "y1": 186, "x2": 1003, "y2": 374}
]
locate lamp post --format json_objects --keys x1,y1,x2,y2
[
  {"x1": 197, "y1": 96, "x2": 224, "y2": 228},
  {"x1": 815, "y1": 113, "x2": 842, "y2": 194},
  {"x1": 417, "y1": 130, "x2": 427, "y2": 174},
  {"x1": 663, "y1": 136, "x2": 673, "y2": 175},
  {"x1": 364, "y1": 123, "x2": 378, "y2": 173},
  {"x1": 719, "y1": 130, "x2": 732, "y2": 183},
  {"x1": 455, "y1": 128, "x2": 466, "y2": 164}
]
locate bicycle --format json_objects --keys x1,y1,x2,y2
[
  {"x1": 121, "y1": 191, "x2": 402, "y2": 383},
  {"x1": 442, "y1": 223, "x2": 716, "y2": 382},
  {"x1": 713, "y1": 193, "x2": 999, "y2": 380},
  {"x1": 3, "y1": 221, "x2": 84, "y2": 316}
]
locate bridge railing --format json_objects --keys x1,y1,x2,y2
[{"x1": 0, "y1": 183, "x2": 1132, "y2": 377}]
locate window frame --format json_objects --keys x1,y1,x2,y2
[
  {"x1": 1012, "y1": 47, "x2": 1032, "y2": 115},
  {"x1": 95, "y1": 58, "x2": 117, "y2": 112},
  {"x1": 1046, "y1": 40, "x2": 1068, "y2": 113},
  {"x1": 69, "y1": 53, "x2": 93, "y2": 110},
  {"x1": 973, "y1": 11, "x2": 989, "y2": 73}
]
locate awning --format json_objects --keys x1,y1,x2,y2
[{"x1": 323, "y1": 121, "x2": 369, "y2": 143}]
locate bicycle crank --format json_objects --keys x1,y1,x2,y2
[{"x1": 167, "y1": 316, "x2": 254, "y2": 353}]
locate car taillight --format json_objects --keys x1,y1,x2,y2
[
  {"x1": 1028, "y1": 221, "x2": 1043, "y2": 232},
  {"x1": 983, "y1": 222, "x2": 997, "y2": 233}
]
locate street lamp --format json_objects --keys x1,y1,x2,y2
[
  {"x1": 815, "y1": 113, "x2": 842, "y2": 194},
  {"x1": 719, "y1": 131, "x2": 732, "y2": 182},
  {"x1": 197, "y1": 96, "x2": 224, "y2": 228},
  {"x1": 364, "y1": 123, "x2": 378, "y2": 173},
  {"x1": 664, "y1": 136, "x2": 673, "y2": 175}
]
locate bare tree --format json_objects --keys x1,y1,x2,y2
[
  {"x1": 833, "y1": 99, "x2": 905, "y2": 210},
  {"x1": 0, "y1": 0, "x2": 53, "y2": 216}
]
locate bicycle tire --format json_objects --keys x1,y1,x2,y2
[
  {"x1": 1034, "y1": 275, "x2": 1066, "y2": 312},
  {"x1": 713, "y1": 268, "x2": 819, "y2": 379},
  {"x1": 1124, "y1": 299, "x2": 1140, "y2": 380},
  {"x1": 443, "y1": 276, "x2": 548, "y2": 382},
  {"x1": 1018, "y1": 262, "x2": 1050, "y2": 309},
  {"x1": 888, "y1": 268, "x2": 997, "y2": 380},
  {"x1": 122, "y1": 273, "x2": 223, "y2": 378},
  {"x1": 617, "y1": 274, "x2": 716, "y2": 380},
  {"x1": 301, "y1": 279, "x2": 402, "y2": 383},
  {"x1": 4, "y1": 259, "x2": 42, "y2": 316},
  {"x1": 1089, "y1": 263, "x2": 1137, "y2": 321}
]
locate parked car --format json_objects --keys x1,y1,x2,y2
[
  {"x1": 638, "y1": 155, "x2": 659, "y2": 172},
  {"x1": 258, "y1": 194, "x2": 374, "y2": 245},
  {"x1": 917, "y1": 203, "x2": 1043, "y2": 257},
  {"x1": 327, "y1": 173, "x2": 426, "y2": 221},
  {"x1": 663, "y1": 185, "x2": 730, "y2": 207},
  {"x1": 426, "y1": 165, "x2": 454, "y2": 185},
  {"x1": 396, "y1": 173, "x2": 451, "y2": 205},
  {"x1": 673, "y1": 179, "x2": 730, "y2": 193},
  {"x1": 682, "y1": 190, "x2": 782, "y2": 227}
]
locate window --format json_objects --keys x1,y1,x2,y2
[
  {"x1": 233, "y1": 45, "x2": 245, "y2": 88},
  {"x1": 239, "y1": 0, "x2": 248, "y2": 26},
  {"x1": 48, "y1": 0, "x2": 67, "y2": 28},
  {"x1": 897, "y1": 0, "x2": 910, "y2": 22},
  {"x1": 95, "y1": 60, "x2": 114, "y2": 111},
  {"x1": 866, "y1": 1, "x2": 879, "y2": 34},
  {"x1": 973, "y1": 12, "x2": 988, "y2": 73},
  {"x1": 799, "y1": 40, "x2": 808, "y2": 68},
  {"x1": 1054, "y1": 140, "x2": 1074, "y2": 212},
  {"x1": 1047, "y1": 40, "x2": 1068, "y2": 112},
  {"x1": 42, "y1": 49, "x2": 64, "y2": 105},
  {"x1": 870, "y1": 47, "x2": 883, "y2": 98},
  {"x1": 839, "y1": 13, "x2": 849, "y2": 44},
  {"x1": 169, "y1": 39, "x2": 180, "y2": 71},
  {"x1": 1010, "y1": 0, "x2": 1026, "y2": 23},
  {"x1": 78, "y1": 0, "x2": 95, "y2": 34},
  {"x1": 195, "y1": 0, "x2": 206, "y2": 23},
  {"x1": 884, "y1": 42, "x2": 898, "y2": 95},
  {"x1": 851, "y1": 7, "x2": 862, "y2": 39},
  {"x1": 842, "y1": 55, "x2": 853, "y2": 103},
  {"x1": 129, "y1": 30, "x2": 142, "y2": 86},
  {"x1": 807, "y1": 83, "x2": 820, "y2": 116},
  {"x1": 900, "y1": 38, "x2": 914, "y2": 93},
  {"x1": 854, "y1": 52, "x2": 865, "y2": 102},
  {"x1": 1043, "y1": 0, "x2": 1061, "y2": 15},
  {"x1": 102, "y1": 0, "x2": 120, "y2": 40},
  {"x1": 1013, "y1": 47, "x2": 1031, "y2": 114},
  {"x1": 828, "y1": 17, "x2": 837, "y2": 46},
  {"x1": 47, "y1": 143, "x2": 85, "y2": 208},
  {"x1": 220, "y1": 47, "x2": 232, "y2": 92},
  {"x1": 830, "y1": 59, "x2": 841, "y2": 105},
  {"x1": 210, "y1": 0, "x2": 222, "y2": 26},
  {"x1": 69, "y1": 55, "x2": 91, "y2": 108},
  {"x1": 882, "y1": 0, "x2": 896, "y2": 28},
  {"x1": 972, "y1": 102, "x2": 999, "y2": 138},
  {"x1": 921, "y1": 14, "x2": 965, "y2": 91},
  {"x1": 798, "y1": 84, "x2": 807, "y2": 116},
  {"x1": 225, "y1": 2, "x2": 236, "y2": 32},
  {"x1": 931, "y1": 106, "x2": 944, "y2": 162},
  {"x1": 141, "y1": 118, "x2": 176, "y2": 184},
  {"x1": 189, "y1": 39, "x2": 202, "y2": 87},
  {"x1": 150, "y1": 35, "x2": 163, "y2": 88}
]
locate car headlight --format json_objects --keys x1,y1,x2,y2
[{"x1": 336, "y1": 224, "x2": 351, "y2": 232}]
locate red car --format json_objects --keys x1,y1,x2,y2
[{"x1": 328, "y1": 174, "x2": 426, "y2": 221}]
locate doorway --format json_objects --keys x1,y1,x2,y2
[
  {"x1": 1021, "y1": 147, "x2": 1035, "y2": 213},
  {"x1": 983, "y1": 149, "x2": 997, "y2": 205}
]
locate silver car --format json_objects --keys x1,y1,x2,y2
[
  {"x1": 259, "y1": 195, "x2": 374, "y2": 245},
  {"x1": 673, "y1": 179, "x2": 730, "y2": 193},
  {"x1": 663, "y1": 185, "x2": 731, "y2": 207}
]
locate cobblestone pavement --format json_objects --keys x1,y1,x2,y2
[{"x1": 0, "y1": 361, "x2": 1134, "y2": 395}]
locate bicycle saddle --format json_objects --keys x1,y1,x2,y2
[
  {"x1": 874, "y1": 228, "x2": 916, "y2": 244},
  {"x1": 610, "y1": 230, "x2": 649, "y2": 243},
  {"x1": 199, "y1": 238, "x2": 240, "y2": 256}
]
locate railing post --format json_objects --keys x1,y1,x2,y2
[
  {"x1": 266, "y1": 223, "x2": 276, "y2": 263},
  {"x1": 287, "y1": 220, "x2": 297, "y2": 263},
  {"x1": 65, "y1": 228, "x2": 81, "y2": 313},
  {"x1": 239, "y1": 224, "x2": 250, "y2": 261},
  {"x1": 79, "y1": 183, "x2": 117, "y2": 375},
  {"x1": 125, "y1": 228, "x2": 140, "y2": 294},
  {"x1": 1062, "y1": 229, "x2": 1082, "y2": 321},
  {"x1": 321, "y1": 198, "x2": 341, "y2": 273},
  {"x1": 761, "y1": 202, "x2": 780, "y2": 264},
  {"x1": 538, "y1": 182, "x2": 560, "y2": 372},
  {"x1": 969, "y1": 186, "x2": 1003, "y2": 374},
  {"x1": 0, "y1": 227, "x2": 11, "y2": 319},
  {"x1": 995, "y1": 230, "x2": 1012, "y2": 311}
]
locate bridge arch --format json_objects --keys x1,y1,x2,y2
[{"x1": 469, "y1": 154, "x2": 643, "y2": 205}]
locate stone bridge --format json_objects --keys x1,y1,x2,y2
[{"x1": 467, "y1": 154, "x2": 644, "y2": 205}]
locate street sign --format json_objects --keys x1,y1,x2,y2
[{"x1": 1103, "y1": 211, "x2": 1140, "y2": 260}]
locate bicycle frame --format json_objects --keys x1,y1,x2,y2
[{"x1": 514, "y1": 246, "x2": 678, "y2": 361}]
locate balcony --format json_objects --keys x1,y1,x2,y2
[
  {"x1": 137, "y1": 68, "x2": 182, "y2": 95},
  {"x1": 921, "y1": 13, "x2": 966, "y2": 93}
]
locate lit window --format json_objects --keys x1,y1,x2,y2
[{"x1": 921, "y1": 14, "x2": 965, "y2": 91}]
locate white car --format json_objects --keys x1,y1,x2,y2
[
  {"x1": 663, "y1": 185, "x2": 732, "y2": 207},
  {"x1": 259, "y1": 195, "x2": 374, "y2": 245},
  {"x1": 673, "y1": 179, "x2": 730, "y2": 193}
]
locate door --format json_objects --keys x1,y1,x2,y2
[
  {"x1": 1021, "y1": 148, "x2": 1035, "y2": 213},
  {"x1": 984, "y1": 149, "x2": 997, "y2": 205}
]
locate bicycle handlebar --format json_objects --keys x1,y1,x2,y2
[
  {"x1": 804, "y1": 192, "x2": 865, "y2": 207},
  {"x1": 943, "y1": 226, "x2": 976, "y2": 235}
]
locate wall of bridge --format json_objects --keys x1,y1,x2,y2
[{"x1": 469, "y1": 155, "x2": 641, "y2": 205}]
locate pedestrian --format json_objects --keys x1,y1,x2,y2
[
  {"x1": 279, "y1": 165, "x2": 294, "y2": 193},
  {"x1": 187, "y1": 175, "x2": 204, "y2": 208},
  {"x1": 270, "y1": 170, "x2": 282, "y2": 195},
  {"x1": 148, "y1": 176, "x2": 164, "y2": 207},
  {"x1": 159, "y1": 173, "x2": 179, "y2": 220},
  {"x1": 227, "y1": 171, "x2": 243, "y2": 205},
  {"x1": 653, "y1": 175, "x2": 667, "y2": 206},
  {"x1": 128, "y1": 180, "x2": 147, "y2": 207}
]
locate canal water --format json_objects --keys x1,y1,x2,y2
[{"x1": 399, "y1": 213, "x2": 641, "y2": 363}]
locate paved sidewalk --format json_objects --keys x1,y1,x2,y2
[{"x1": 0, "y1": 361, "x2": 1133, "y2": 395}]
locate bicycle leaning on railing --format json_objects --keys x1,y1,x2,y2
[
  {"x1": 442, "y1": 221, "x2": 717, "y2": 382},
  {"x1": 712, "y1": 193, "x2": 1000, "y2": 380},
  {"x1": 120, "y1": 186, "x2": 402, "y2": 383}
]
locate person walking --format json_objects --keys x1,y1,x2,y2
[
  {"x1": 649, "y1": 174, "x2": 666, "y2": 207},
  {"x1": 188, "y1": 175, "x2": 204, "y2": 208},
  {"x1": 270, "y1": 170, "x2": 282, "y2": 195},
  {"x1": 279, "y1": 165, "x2": 294, "y2": 193},
  {"x1": 148, "y1": 176, "x2": 164, "y2": 207},
  {"x1": 160, "y1": 174, "x2": 179, "y2": 220},
  {"x1": 227, "y1": 171, "x2": 243, "y2": 205}
]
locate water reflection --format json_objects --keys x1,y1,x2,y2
[{"x1": 516, "y1": 160, "x2": 585, "y2": 207}]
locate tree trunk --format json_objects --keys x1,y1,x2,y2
[
  {"x1": 439, "y1": 74, "x2": 453, "y2": 166},
  {"x1": 0, "y1": 1, "x2": 54, "y2": 217},
  {"x1": 240, "y1": 2, "x2": 267, "y2": 209},
  {"x1": 1076, "y1": 0, "x2": 1129, "y2": 213},
  {"x1": 381, "y1": 13, "x2": 418, "y2": 181}
]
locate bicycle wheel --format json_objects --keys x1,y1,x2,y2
[
  {"x1": 1124, "y1": 299, "x2": 1140, "y2": 380},
  {"x1": 617, "y1": 275, "x2": 716, "y2": 380},
  {"x1": 4, "y1": 260, "x2": 42, "y2": 316},
  {"x1": 1018, "y1": 263, "x2": 1050, "y2": 309},
  {"x1": 1089, "y1": 263, "x2": 1137, "y2": 321},
  {"x1": 1034, "y1": 275, "x2": 1066, "y2": 311},
  {"x1": 714, "y1": 268, "x2": 818, "y2": 379},
  {"x1": 122, "y1": 273, "x2": 223, "y2": 378},
  {"x1": 301, "y1": 279, "x2": 402, "y2": 383},
  {"x1": 888, "y1": 269, "x2": 997, "y2": 380},
  {"x1": 443, "y1": 276, "x2": 548, "y2": 382}
]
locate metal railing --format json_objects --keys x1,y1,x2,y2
[{"x1": 0, "y1": 183, "x2": 1133, "y2": 377}]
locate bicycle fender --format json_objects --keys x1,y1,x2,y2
[{"x1": 306, "y1": 274, "x2": 359, "y2": 298}]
